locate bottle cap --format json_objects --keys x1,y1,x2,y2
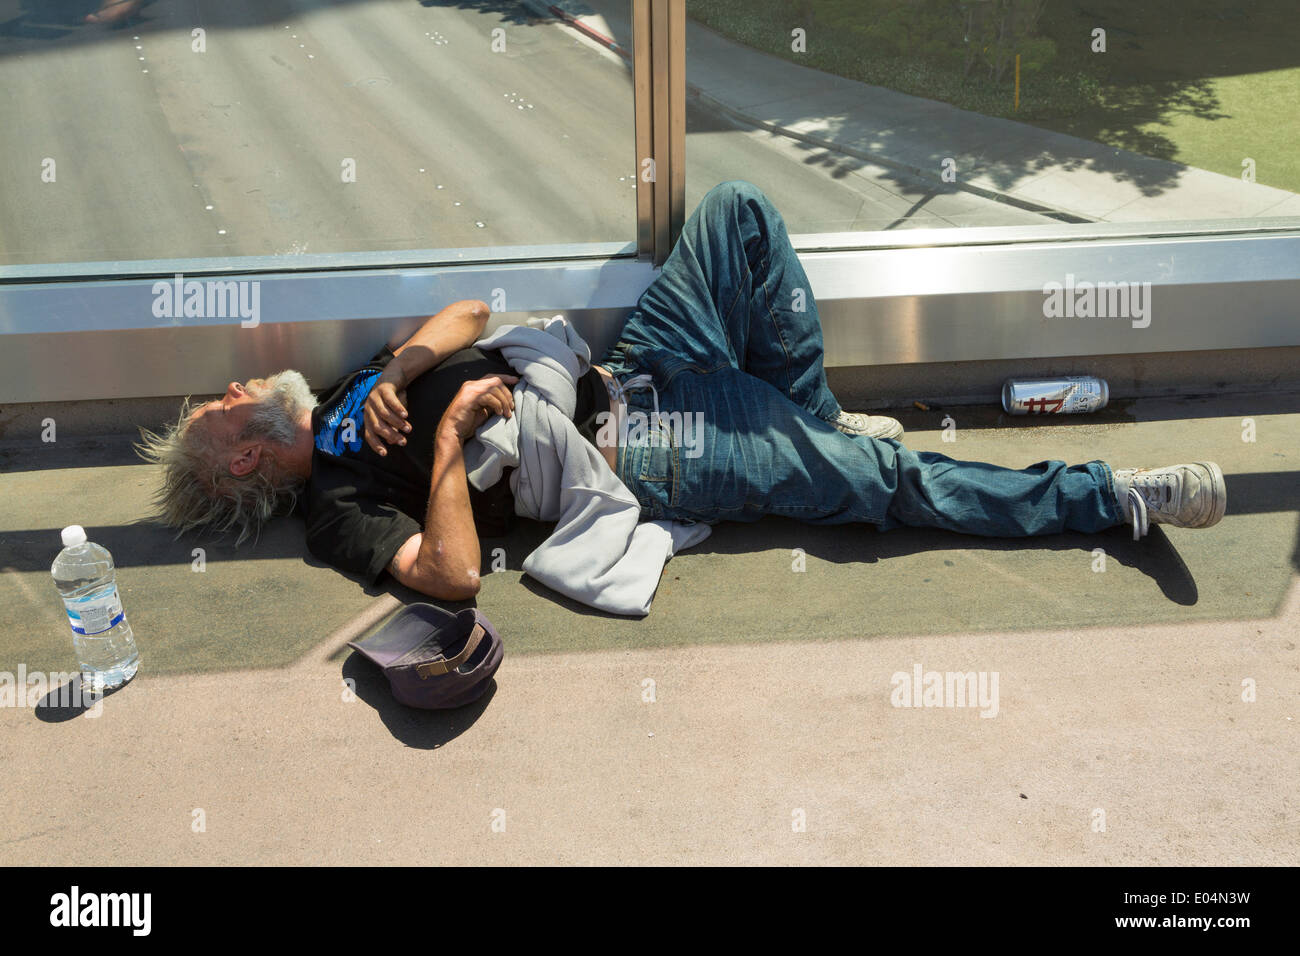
[{"x1": 61, "y1": 525, "x2": 87, "y2": 547}]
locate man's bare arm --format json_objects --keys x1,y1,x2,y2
[
  {"x1": 386, "y1": 299, "x2": 491, "y2": 389},
  {"x1": 386, "y1": 374, "x2": 517, "y2": 600},
  {"x1": 389, "y1": 432, "x2": 481, "y2": 599},
  {"x1": 365, "y1": 300, "x2": 491, "y2": 456}
]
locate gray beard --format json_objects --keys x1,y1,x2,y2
[{"x1": 239, "y1": 370, "x2": 319, "y2": 448}]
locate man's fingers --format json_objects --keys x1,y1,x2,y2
[
  {"x1": 463, "y1": 380, "x2": 515, "y2": 415},
  {"x1": 364, "y1": 406, "x2": 404, "y2": 451},
  {"x1": 490, "y1": 384, "x2": 514, "y2": 415},
  {"x1": 362, "y1": 384, "x2": 411, "y2": 448},
  {"x1": 363, "y1": 420, "x2": 388, "y2": 456},
  {"x1": 478, "y1": 385, "x2": 513, "y2": 419},
  {"x1": 380, "y1": 407, "x2": 409, "y2": 439},
  {"x1": 382, "y1": 389, "x2": 410, "y2": 426},
  {"x1": 449, "y1": 374, "x2": 519, "y2": 432},
  {"x1": 376, "y1": 387, "x2": 410, "y2": 432},
  {"x1": 368, "y1": 407, "x2": 396, "y2": 439}
]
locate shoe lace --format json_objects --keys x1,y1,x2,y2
[{"x1": 1126, "y1": 472, "x2": 1180, "y2": 540}]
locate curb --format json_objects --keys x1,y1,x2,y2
[
  {"x1": 524, "y1": 1, "x2": 629, "y2": 59},
  {"x1": 522, "y1": 0, "x2": 1094, "y2": 224}
]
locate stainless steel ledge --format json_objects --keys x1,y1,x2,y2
[{"x1": 2, "y1": 230, "x2": 1298, "y2": 404}]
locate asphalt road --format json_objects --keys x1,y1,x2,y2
[{"x1": 0, "y1": 0, "x2": 1048, "y2": 268}]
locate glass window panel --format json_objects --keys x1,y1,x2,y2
[
  {"x1": 682, "y1": 0, "x2": 1300, "y2": 233},
  {"x1": 0, "y1": 0, "x2": 638, "y2": 269}
]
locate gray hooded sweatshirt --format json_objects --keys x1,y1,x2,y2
[{"x1": 462, "y1": 316, "x2": 711, "y2": 617}]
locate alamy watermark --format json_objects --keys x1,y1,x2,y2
[
  {"x1": 152, "y1": 272, "x2": 260, "y2": 328},
  {"x1": 50, "y1": 886, "x2": 150, "y2": 936},
  {"x1": 1042, "y1": 274, "x2": 1151, "y2": 329},
  {"x1": 595, "y1": 409, "x2": 704, "y2": 459},
  {"x1": 0, "y1": 665, "x2": 102, "y2": 716},
  {"x1": 890, "y1": 663, "x2": 999, "y2": 717}
]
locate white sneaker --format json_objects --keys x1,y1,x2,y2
[
  {"x1": 1112, "y1": 462, "x2": 1227, "y2": 540},
  {"x1": 834, "y1": 411, "x2": 904, "y2": 440}
]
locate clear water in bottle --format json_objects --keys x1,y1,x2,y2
[{"x1": 51, "y1": 525, "x2": 140, "y2": 692}]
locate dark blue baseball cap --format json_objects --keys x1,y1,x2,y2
[{"x1": 348, "y1": 604, "x2": 502, "y2": 709}]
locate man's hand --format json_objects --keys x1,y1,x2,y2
[
  {"x1": 438, "y1": 374, "x2": 520, "y2": 445},
  {"x1": 364, "y1": 367, "x2": 411, "y2": 457}
]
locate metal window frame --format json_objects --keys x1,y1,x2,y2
[{"x1": 634, "y1": 0, "x2": 686, "y2": 264}]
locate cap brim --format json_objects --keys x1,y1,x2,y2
[{"x1": 347, "y1": 603, "x2": 463, "y2": 669}]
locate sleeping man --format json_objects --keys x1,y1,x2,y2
[{"x1": 135, "y1": 181, "x2": 1226, "y2": 615}]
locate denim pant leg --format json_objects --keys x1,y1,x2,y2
[
  {"x1": 620, "y1": 367, "x2": 1123, "y2": 536},
  {"x1": 603, "y1": 180, "x2": 841, "y2": 422},
  {"x1": 880, "y1": 451, "x2": 1123, "y2": 535}
]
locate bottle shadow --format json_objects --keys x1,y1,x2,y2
[{"x1": 33, "y1": 676, "x2": 131, "y2": 723}]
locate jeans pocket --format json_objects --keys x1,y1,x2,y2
[{"x1": 632, "y1": 417, "x2": 679, "y2": 508}]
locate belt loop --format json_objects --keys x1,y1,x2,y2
[{"x1": 610, "y1": 372, "x2": 670, "y2": 448}]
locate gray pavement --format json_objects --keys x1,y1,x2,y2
[{"x1": 2, "y1": 392, "x2": 1296, "y2": 864}]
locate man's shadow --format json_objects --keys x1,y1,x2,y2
[
  {"x1": 685, "y1": 519, "x2": 1199, "y2": 606},
  {"x1": 303, "y1": 506, "x2": 1206, "y2": 746},
  {"x1": 418, "y1": 510, "x2": 1201, "y2": 613}
]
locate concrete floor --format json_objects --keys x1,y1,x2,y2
[{"x1": 1, "y1": 391, "x2": 1296, "y2": 864}]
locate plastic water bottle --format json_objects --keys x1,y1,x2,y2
[{"x1": 51, "y1": 525, "x2": 140, "y2": 692}]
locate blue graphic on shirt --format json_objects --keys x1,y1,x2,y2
[{"x1": 315, "y1": 369, "x2": 381, "y2": 457}]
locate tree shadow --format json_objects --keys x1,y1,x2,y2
[
  {"x1": 773, "y1": 96, "x2": 1202, "y2": 205},
  {"x1": 684, "y1": 0, "x2": 1299, "y2": 205}
]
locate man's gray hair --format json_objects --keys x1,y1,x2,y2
[{"x1": 133, "y1": 374, "x2": 315, "y2": 547}]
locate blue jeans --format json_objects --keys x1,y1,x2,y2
[{"x1": 600, "y1": 180, "x2": 1123, "y2": 536}]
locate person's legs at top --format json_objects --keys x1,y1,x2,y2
[{"x1": 603, "y1": 180, "x2": 847, "y2": 422}]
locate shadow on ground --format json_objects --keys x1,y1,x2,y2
[{"x1": 341, "y1": 655, "x2": 496, "y2": 748}]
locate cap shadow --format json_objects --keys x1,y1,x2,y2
[{"x1": 340, "y1": 653, "x2": 497, "y2": 750}]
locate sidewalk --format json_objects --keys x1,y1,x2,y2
[
  {"x1": 531, "y1": 0, "x2": 1300, "y2": 222},
  {"x1": 3, "y1": 392, "x2": 1297, "y2": 864},
  {"x1": 4, "y1": 595, "x2": 1297, "y2": 865}
]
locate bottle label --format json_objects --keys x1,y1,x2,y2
[{"x1": 65, "y1": 587, "x2": 125, "y2": 636}]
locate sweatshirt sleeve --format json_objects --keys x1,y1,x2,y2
[{"x1": 519, "y1": 420, "x2": 710, "y2": 616}]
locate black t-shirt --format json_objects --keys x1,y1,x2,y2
[{"x1": 299, "y1": 344, "x2": 606, "y2": 586}]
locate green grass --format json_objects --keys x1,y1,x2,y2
[{"x1": 685, "y1": 0, "x2": 1300, "y2": 193}]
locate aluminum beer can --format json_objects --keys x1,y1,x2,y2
[{"x1": 1002, "y1": 376, "x2": 1108, "y2": 415}]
